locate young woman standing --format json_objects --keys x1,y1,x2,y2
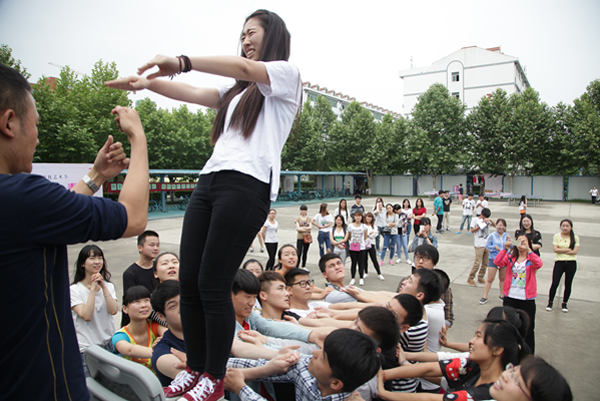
[
  {"x1": 481, "y1": 219, "x2": 509, "y2": 304},
  {"x1": 262, "y1": 209, "x2": 279, "y2": 270},
  {"x1": 334, "y1": 198, "x2": 350, "y2": 225},
  {"x1": 330, "y1": 215, "x2": 349, "y2": 266},
  {"x1": 495, "y1": 235, "x2": 543, "y2": 354},
  {"x1": 365, "y1": 212, "x2": 385, "y2": 280},
  {"x1": 547, "y1": 219, "x2": 580, "y2": 313},
  {"x1": 413, "y1": 198, "x2": 427, "y2": 235},
  {"x1": 294, "y1": 204, "x2": 312, "y2": 270},
  {"x1": 70, "y1": 245, "x2": 119, "y2": 377},
  {"x1": 348, "y1": 211, "x2": 368, "y2": 286},
  {"x1": 519, "y1": 195, "x2": 528, "y2": 219},
  {"x1": 372, "y1": 197, "x2": 386, "y2": 251},
  {"x1": 313, "y1": 203, "x2": 334, "y2": 257},
  {"x1": 380, "y1": 204, "x2": 399, "y2": 266},
  {"x1": 515, "y1": 214, "x2": 542, "y2": 257},
  {"x1": 107, "y1": 10, "x2": 301, "y2": 400}
]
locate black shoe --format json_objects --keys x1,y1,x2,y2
[
  {"x1": 562, "y1": 303, "x2": 568, "y2": 313},
  {"x1": 546, "y1": 302, "x2": 553, "y2": 311}
]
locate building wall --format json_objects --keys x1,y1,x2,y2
[{"x1": 567, "y1": 176, "x2": 600, "y2": 201}]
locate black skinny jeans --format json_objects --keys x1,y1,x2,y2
[
  {"x1": 366, "y1": 246, "x2": 382, "y2": 275},
  {"x1": 296, "y1": 239, "x2": 310, "y2": 268},
  {"x1": 503, "y1": 296, "x2": 536, "y2": 354},
  {"x1": 548, "y1": 260, "x2": 577, "y2": 304},
  {"x1": 179, "y1": 171, "x2": 270, "y2": 379},
  {"x1": 350, "y1": 249, "x2": 367, "y2": 279},
  {"x1": 265, "y1": 242, "x2": 278, "y2": 271}
]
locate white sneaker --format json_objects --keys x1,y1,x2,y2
[
  {"x1": 349, "y1": 279, "x2": 356, "y2": 286},
  {"x1": 406, "y1": 259, "x2": 411, "y2": 264},
  {"x1": 396, "y1": 258, "x2": 402, "y2": 263},
  {"x1": 378, "y1": 274, "x2": 385, "y2": 281},
  {"x1": 363, "y1": 273, "x2": 369, "y2": 278},
  {"x1": 359, "y1": 279, "x2": 364, "y2": 286}
]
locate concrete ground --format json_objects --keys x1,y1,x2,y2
[{"x1": 69, "y1": 196, "x2": 600, "y2": 400}]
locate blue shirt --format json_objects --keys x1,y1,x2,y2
[
  {"x1": 152, "y1": 329, "x2": 186, "y2": 386},
  {"x1": 486, "y1": 231, "x2": 508, "y2": 261},
  {"x1": 0, "y1": 174, "x2": 127, "y2": 401},
  {"x1": 433, "y1": 196, "x2": 444, "y2": 215}
]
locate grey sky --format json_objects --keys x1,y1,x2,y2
[{"x1": 1, "y1": 0, "x2": 598, "y2": 114}]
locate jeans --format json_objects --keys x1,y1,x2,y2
[
  {"x1": 459, "y1": 215, "x2": 472, "y2": 231},
  {"x1": 436, "y1": 214, "x2": 443, "y2": 231},
  {"x1": 296, "y1": 239, "x2": 310, "y2": 268},
  {"x1": 179, "y1": 171, "x2": 270, "y2": 378},
  {"x1": 381, "y1": 234, "x2": 397, "y2": 262},
  {"x1": 398, "y1": 234, "x2": 410, "y2": 261},
  {"x1": 265, "y1": 242, "x2": 278, "y2": 271},
  {"x1": 332, "y1": 244, "x2": 348, "y2": 265},
  {"x1": 317, "y1": 231, "x2": 331, "y2": 257},
  {"x1": 376, "y1": 226, "x2": 384, "y2": 250},
  {"x1": 548, "y1": 261, "x2": 577, "y2": 303}
]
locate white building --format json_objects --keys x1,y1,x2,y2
[
  {"x1": 399, "y1": 46, "x2": 530, "y2": 116},
  {"x1": 302, "y1": 82, "x2": 402, "y2": 121}
]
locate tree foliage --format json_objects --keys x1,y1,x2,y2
[{"x1": 0, "y1": 44, "x2": 30, "y2": 79}]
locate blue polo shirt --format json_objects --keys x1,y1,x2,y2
[{"x1": 0, "y1": 173, "x2": 127, "y2": 401}]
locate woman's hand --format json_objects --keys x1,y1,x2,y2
[
  {"x1": 105, "y1": 75, "x2": 151, "y2": 91},
  {"x1": 137, "y1": 55, "x2": 180, "y2": 79}
]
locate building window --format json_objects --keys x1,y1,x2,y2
[
  {"x1": 452, "y1": 92, "x2": 459, "y2": 99},
  {"x1": 452, "y1": 72, "x2": 459, "y2": 82}
]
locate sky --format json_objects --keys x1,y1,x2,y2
[{"x1": 1, "y1": 0, "x2": 599, "y2": 115}]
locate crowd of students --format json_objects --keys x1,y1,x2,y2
[{"x1": 68, "y1": 210, "x2": 575, "y2": 401}]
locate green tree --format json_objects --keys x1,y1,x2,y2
[
  {"x1": 572, "y1": 80, "x2": 600, "y2": 178},
  {"x1": 408, "y1": 83, "x2": 467, "y2": 190},
  {"x1": 0, "y1": 44, "x2": 30, "y2": 79},
  {"x1": 32, "y1": 60, "x2": 130, "y2": 163}
]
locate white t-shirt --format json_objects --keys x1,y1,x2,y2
[
  {"x1": 508, "y1": 260, "x2": 528, "y2": 300},
  {"x1": 373, "y1": 206, "x2": 386, "y2": 227},
  {"x1": 333, "y1": 208, "x2": 350, "y2": 224},
  {"x1": 420, "y1": 300, "x2": 446, "y2": 390},
  {"x1": 471, "y1": 217, "x2": 491, "y2": 248},
  {"x1": 348, "y1": 223, "x2": 368, "y2": 250},
  {"x1": 288, "y1": 301, "x2": 330, "y2": 318},
  {"x1": 70, "y1": 282, "x2": 117, "y2": 352},
  {"x1": 475, "y1": 199, "x2": 488, "y2": 215},
  {"x1": 313, "y1": 213, "x2": 334, "y2": 233},
  {"x1": 462, "y1": 199, "x2": 476, "y2": 216},
  {"x1": 201, "y1": 61, "x2": 302, "y2": 201},
  {"x1": 263, "y1": 219, "x2": 279, "y2": 243}
]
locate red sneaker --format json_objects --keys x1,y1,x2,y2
[
  {"x1": 163, "y1": 367, "x2": 202, "y2": 398},
  {"x1": 181, "y1": 372, "x2": 224, "y2": 401}
]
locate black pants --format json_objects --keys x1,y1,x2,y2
[
  {"x1": 503, "y1": 296, "x2": 536, "y2": 354},
  {"x1": 296, "y1": 239, "x2": 310, "y2": 268},
  {"x1": 366, "y1": 246, "x2": 382, "y2": 275},
  {"x1": 436, "y1": 214, "x2": 443, "y2": 231},
  {"x1": 548, "y1": 260, "x2": 577, "y2": 304},
  {"x1": 350, "y1": 249, "x2": 367, "y2": 279},
  {"x1": 179, "y1": 171, "x2": 270, "y2": 378},
  {"x1": 265, "y1": 242, "x2": 278, "y2": 271}
]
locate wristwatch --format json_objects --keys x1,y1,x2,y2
[{"x1": 82, "y1": 173, "x2": 100, "y2": 193}]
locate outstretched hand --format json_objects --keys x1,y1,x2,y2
[
  {"x1": 137, "y1": 55, "x2": 180, "y2": 79},
  {"x1": 105, "y1": 75, "x2": 150, "y2": 92}
]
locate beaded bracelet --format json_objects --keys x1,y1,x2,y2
[{"x1": 170, "y1": 55, "x2": 192, "y2": 80}]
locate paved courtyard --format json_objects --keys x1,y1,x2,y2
[{"x1": 67, "y1": 196, "x2": 600, "y2": 400}]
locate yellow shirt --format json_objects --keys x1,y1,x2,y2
[{"x1": 553, "y1": 233, "x2": 580, "y2": 261}]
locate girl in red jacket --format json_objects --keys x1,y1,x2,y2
[{"x1": 494, "y1": 234, "x2": 543, "y2": 354}]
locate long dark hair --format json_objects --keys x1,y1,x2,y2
[
  {"x1": 319, "y1": 203, "x2": 329, "y2": 216},
  {"x1": 402, "y1": 199, "x2": 411, "y2": 209},
  {"x1": 482, "y1": 317, "x2": 531, "y2": 368},
  {"x1": 519, "y1": 214, "x2": 536, "y2": 233},
  {"x1": 559, "y1": 219, "x2": 576, "y2": 250},
  {"x1": 210, "y1": 10, "x2": 291, "y2": 144},
  {"x1": 365, "y1": 212, "x2": 375, "y2": 228},
  {"x1": 274, "y1": 244, "x2": 297, "y2": 271},
  {"x1": 334, "y1": 214, "x2": 347, "y2": 234},
  {"x1": 415, "y1": 198, "x2": 424, "y2": 209},
  {"x1": 73, "y1": 245, "x2": 110, "y2": 284},
  {"x1": 338, "y1": 199, "x2": 348, "y2": 212},
  {"x1": 520, "y1": 356, "x2": 573, "y2": 401}
]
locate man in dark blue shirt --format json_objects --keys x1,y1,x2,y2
[{"x1": 0, "y1": 64, "x2": 149, "y2": 401}]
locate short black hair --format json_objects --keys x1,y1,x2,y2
[
  {"x1": 258, "y1": 271, "x2": 286, "y2": 293},
  {"x1": 358, "y1": 307, "x2": 400, "y2": 353},
  {"x1": 414, "y1": 244, "x2": 439, "y2": 266},
  {"x1": 0, "y1": 64, "x2": 31, "y2": 118},
  {"x1": 319, "y1": 252, "x2": 341, "y2": 273},
  {"x1": 481, "y1": 207, "x2": 491, "y2": 218},
  {"x1": 393, "y1": 203, "x2": 402, "y2": 212},
  {"x1": 151, "y1": 281, "x2": 180, "y2": 316},
  {"x1": 392, "y1": 294, "x2": 423, "y2": 326},
  {"x1": 152, "y1": 252, "x2": 178, "y2": 273},
  {"x1": 242, "y1": 259, "x2": 264, "y2": 271},
  {"x1": 232, "y1": 268, "x2": 261, "y2": 295},
  {"x1": 420, "y1": 217, "x2": 431, "y2": 226},
  {"x1": 438, "y1": 190, "x2": 444, "y2": 195},
  {"x1": 414, "y1": 269, "x2": 442, "y2": 305},
  {"x1": 299, "y1": 204, "x2": 308, "y2": 211},
  {"x1": 433, "y1": 269, "x2": 450, "y2": 293},
  {"x1": 468, "y1": 193, "x2": 474, "y2": 197},
  {"x1": 123, "y1": 285, "x2": 151, "y2": 306},
  {"x1": 355, "y1": 195, "x2": 362, "y2": 200},
  {"x1": 284, "y1": 268, "x2": 311, "y2": 286},
  {"x1": 323, "y1": 329, "x2": 380, "y2": 392},
  {"x1": 137, "y1": 230, "x2": 159, "y2": 246}
]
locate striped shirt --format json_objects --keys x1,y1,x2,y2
[{"x1": 391, "y1": 319, "x2": 428, "y2": 393}]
